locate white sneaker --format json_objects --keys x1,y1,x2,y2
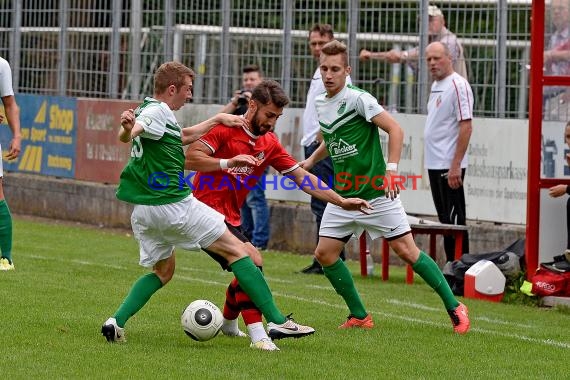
[
  {"x1": 250, "y1": 338, "x2": 280, "y2": 351},
  {"x1": 101, "y1": 317, "x2": 126, "y2": 343},
  {"x1": 267, "y1": 315, "x2": 315, "y2": 340},
  {"x1": 0, "y1": 258, "x2": 14, "y2": 271}
]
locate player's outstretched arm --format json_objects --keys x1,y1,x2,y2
[
  {"x1": 359, "y1": 49, "x2": 388, "y2": 61},
  {"x1": 372, "y1": 111, "x2": 404, "y2": 200},
  {"x1": 299, "y1": 141, "x2": 329, "y2": 171},
  {"x1": 185, "y1": 140, "x2": 257, "y2": 172},
  {"x1": 2, "y1": 95, "x2": 21, "y2": 160},
  {"x1": 181, "y1": 113, "x2": 248, "y2": 145},
  {"x1": 288, "y1": 167, "x2": 371, "y2": 213},
  {"x1": 372, "y1": 111, "x2": 403, "y2": 165}
]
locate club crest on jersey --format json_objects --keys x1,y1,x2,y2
[
  {"x1": 255, "y1": 151, "x2": 265, "y2": 163},
  {"x1": 337, "y1": 99, "x2": 347, "y2": 115}
]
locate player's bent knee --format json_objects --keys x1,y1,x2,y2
[
  {"x1": 245, "y1": 243, "x2": 263, "y2": 266},
  {"x1": 314, "y1": 247, "x2": 336, "y2": 266},
  {"x1": 153, "y1": 262, "x2": 175, "y2": 284},
  {"x1": 389, "y1": 238, "x2": 420, "y2": 264}
]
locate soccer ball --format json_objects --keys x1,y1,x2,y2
[{"x1": 181, "y1": 299, "x2": 223, "y2": 342}]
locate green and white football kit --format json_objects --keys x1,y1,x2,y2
[
  {"x1": 315, "y1": 85, "x2": 466, "y2": 331},
  {"x1": 315, "y1": 85, "x2": 410, "y2": 241},
  {"x1": 117, "y1": 97, "x2": 225, "y2": 267}
]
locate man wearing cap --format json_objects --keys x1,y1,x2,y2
[{"x1": 360, "y1": 5, "x2": 467, "y2": 80}]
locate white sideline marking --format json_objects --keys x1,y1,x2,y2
[
  {"x1": 26, "y1": 253, "x2": 569, "y2": 349},
  {"x1": 177, "y1": 275, "x2": 227, "y2": 286},
  {"x1": 278, "y1": 294, "x2": 570, "y2": 349},
  {"x1": 387, "y1": 299, "x2": 536, "y2": 329},
  {"x1": 387, "y1": 299, "x2": 441, "y2": 312},
  {"x1": 475, "y1": 316, "x2": 534, "y2": 329},
  {"x1": 305, "y1": 284, "x2": 335, "y2": 290},
  {"x1": 28, "y1": 254, "x2": 127, "y2": 271}
]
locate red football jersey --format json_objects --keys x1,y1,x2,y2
[{"x1": 192, "y1": 125, "x2": 298, "y2": 226}]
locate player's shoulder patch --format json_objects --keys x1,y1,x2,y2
[
  {"x1": 141, "y1": 116, "x2": 153, "y2": 127},
  {"x1": 347, "y1": 84, "x2": 368, "y2": 94}
]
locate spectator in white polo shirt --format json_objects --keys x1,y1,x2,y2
[{"x1": 424, "y1": 41, "x2": 473, "y2": 263}]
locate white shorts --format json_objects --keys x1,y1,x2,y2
[
  {"x1": 320, "y1": 195, "x2": 411, "y2": 241},
  {"x1": 131, "y1": 194, "x2": 226, "y2": 267}
]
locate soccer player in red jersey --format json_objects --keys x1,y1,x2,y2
[{"x1": 186, "y1": 79, "x2": 371, "y2": 350}]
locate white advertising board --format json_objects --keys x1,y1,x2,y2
[{"x1": 269, "y1": 109, "x2": 530, "y2": 225}]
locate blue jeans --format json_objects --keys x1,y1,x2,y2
[{"x1": 240, "y1": 172, "x2": 270, "y2": 249}]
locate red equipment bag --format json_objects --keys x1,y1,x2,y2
[{"x1": 531, "y1": 265, "x2": 570, "y2": 297}]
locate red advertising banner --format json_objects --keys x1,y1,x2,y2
[{"x1": 75, "y1": 99, "x2": 139, "y2": 184}]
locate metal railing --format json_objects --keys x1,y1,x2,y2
[{"x1": 0, "y1": 0, "x2": 534, "y2": 118}]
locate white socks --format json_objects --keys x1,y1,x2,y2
[
  {"x1": 247, "y1": 322, "x2": 269, "y2": 343},
  {"x1": 221, "y1": 318, "x2": 270, "y2": 343},
  {"x1": 221, "y1": 318, "x2": 246, "y2": 337}
]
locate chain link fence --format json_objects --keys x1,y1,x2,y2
[{"x1": 0, "y1": 0, "x2": 534, "y2": 118}]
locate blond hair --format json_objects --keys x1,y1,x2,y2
[
  {"x1": 154, "y1": 61, "x2": 195, "y2": 94},
  {"x1": 321, "y1": 40, "x2": 349, "y2": 66}
]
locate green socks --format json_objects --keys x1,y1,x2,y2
[
  {"x1": 229, "y1": 256, "x2": 286, "y2": 324},
  {"x1": 113, "y1": 257, "x2": 287, "y2": 328},
  {"x1": 114, "y1": 272, "x2": 163, "y2": 327},
  {"x1": 412, "y1": 251, "x2": 459, "y2": 310},
  {"x1": 0, "y1": 200, "x2": 13, "y2": 262},
  {"x1": 323, "y1": 258, "x2": 367, "y2": 319}
]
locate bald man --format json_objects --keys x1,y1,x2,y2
[{"x1": 424, "y1": 41, "x2": 473, "y2": 263}]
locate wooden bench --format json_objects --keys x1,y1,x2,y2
[{"x1": 358, "y1": 216, "x2": 469, "y2": 284}]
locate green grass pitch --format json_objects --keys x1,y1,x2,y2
[{"x1": 1, "y1": 216, "x2": 568, "y2": 379}]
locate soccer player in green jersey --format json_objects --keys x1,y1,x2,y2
[
  {"x1": 101, "y1": 61, "x2": 316, "y2": 342},
  {"x1": 302, "y1": 40, "x2": 470, "y2": 334},
  {"x1": 0, "y1": 56, "x2": 21, "y2": 271}
]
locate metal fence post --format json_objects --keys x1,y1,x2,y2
[
  {"x1": 348, "y1": 0, "x2": 359, "y2": 79},
  {"x1": 417, "y1": 0, "x2": 430, "y2": 114},
  {"x1": 281, "y1": 0, "x2": 293, "y2": 96},
  {"x1": 57, "y1": 0, "x2": 69, "y2": 96},
  {"x1": 388, "y1": 44, "x2": 401, "y2": 112},
  {"x1": 518, "y1": 46, "x2": 530, "y2": 119},
  {"x1": 10, "y1": 0, "x2": 22, "y2": 92},
  {"x1": 219, "y1": 0, "x2": 231, "y2": 104},
  {"x1": 404, "y1": 44, "x2": 415, "y2": 112},
  {"x1": 108, "y1": 0, "x2": 122, "y2": 98},
  {"x1": 163, "y1": 0, "x2": 175, "y2": 62},
  {"x1": 496, "y1": 0, "x2": 508, "y2": 118},
  {"x1": 130, "y1": 0, "x2": 142, "y2": 100},
  {"x1": 193, "y1": 34, "x2": 208, "y2": 103}
]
